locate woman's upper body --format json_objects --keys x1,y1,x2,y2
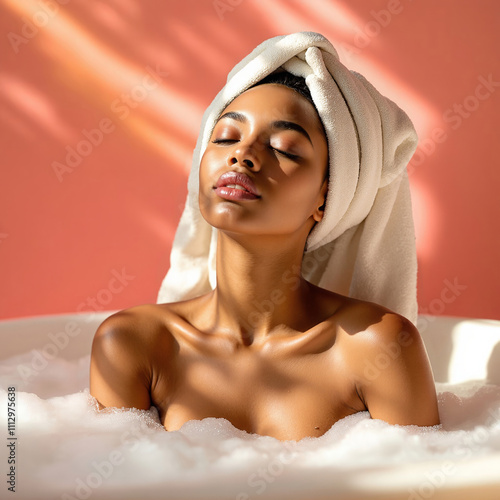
[
  {"x1": 90, "y1": 293, "x2": 439, "y2": 441},
  {"x1": 90, "y1": 82, "x2": 440, "y2": 440}
]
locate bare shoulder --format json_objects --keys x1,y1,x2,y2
[
  {"x1": 333, "y1": 298, "x2": 439, "y2": 426},
  {"x1": 93, "y1": 304, "x2": 178, "y2": 352},
  {"x1": 333, "y1": 296, "x2": 412, "y2": 339},
  {"x1": 334, "y1": 298, "x2": 424, "y2": 376},
  {"x1": 89, "y1": 304, "x2": 178, "y2": 411}
]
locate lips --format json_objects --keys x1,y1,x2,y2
[{"x1": 214, "y1": 171, "x2": 260, "y2": 201}]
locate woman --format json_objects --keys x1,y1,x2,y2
[{"x1": 90, "y1": 32, "x2": 440, "y2": 440}]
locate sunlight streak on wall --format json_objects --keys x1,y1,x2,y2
[{"x1": 3, "y1": 0, "x2": 201, "y2": 171}]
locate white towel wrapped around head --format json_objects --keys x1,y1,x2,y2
[{"x1": 157, "y1": 31, "x2": 419, "y2": 324}]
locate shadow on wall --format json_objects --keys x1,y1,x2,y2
[{"x1": 1, "y1": 0, "x2": 499, "y2": 320}]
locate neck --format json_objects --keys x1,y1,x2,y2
[{"x1": 211, "y1": 231, "x2": 312, "y2": 344}]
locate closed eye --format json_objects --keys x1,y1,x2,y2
[
  {"x1": 211, "y1": 139, "x2": 299, "y2": 161},
  {"x1": 271, "y1": 147, "x2": 300, "y2": 161},
  {"x1": 211, "y1": 138, "x2": 237, "y2": 144}
]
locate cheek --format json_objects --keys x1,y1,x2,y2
[
  {"x1": 198, "y1": 150, "x2": 228, "y2": 222},
  {"x1": 199, "y1": 151, "x2": 217, "y2": 193},
  {"x1": 198, "y1": 154, "x2": 213, "y2": 216},
  {"x1": 278, "y1": 165, "x2": 324, "y2": 203}
]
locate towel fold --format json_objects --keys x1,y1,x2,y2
[{"x1": 157, "y1": 31, "x2": 419, "y2": 324}]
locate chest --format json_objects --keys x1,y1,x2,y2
[{"x1": 155, "y1": 348, "x2": 359, "y2": 440}]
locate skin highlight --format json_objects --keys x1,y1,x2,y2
[{"x1": 90, "y1": 84, "x2": 440, "y2": 441}]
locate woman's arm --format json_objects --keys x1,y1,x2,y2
[
  {"x1": 89, "y1": 311, "x2": 153, "y2": 411},
  {"x1": 356, "y1": 313, "x2": 440, "y2": 427}
]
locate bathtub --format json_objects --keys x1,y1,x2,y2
[{"x1": 1, "y1": 311, "x2": 499, "y2": 500}]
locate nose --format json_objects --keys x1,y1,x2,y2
[
  {"x1": 228, "y1": 156, "x2": 254, "y2": 169},
  {"x1": 227, "y1": 142, "x2": 261, "y2": 171}
]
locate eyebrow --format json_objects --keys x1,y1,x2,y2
[{"x1": 217, "y1": 111, "x2": 313, "y2": 145}]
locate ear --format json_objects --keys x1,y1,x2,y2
[{"x1": 312, "y1": 178, "x2": 328, "y2": 222}]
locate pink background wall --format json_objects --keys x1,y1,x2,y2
[{"x1": 1, "y1": 0, "x2": 499, "y2": 321}]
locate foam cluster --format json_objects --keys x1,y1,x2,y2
[{"x1": 1, "y1": 353, "x2": 499, "y2": 499}]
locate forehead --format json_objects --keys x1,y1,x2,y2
[{"x1": 221, "y1": 83, "x2": 323, "y2": 132}]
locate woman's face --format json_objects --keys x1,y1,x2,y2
[{"x1": 199, "y1": 83, "x2": 328, "y2": 242}]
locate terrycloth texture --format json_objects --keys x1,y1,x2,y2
[{"x1": 158, "y1": 32, "x2": 419, "y2": 323}]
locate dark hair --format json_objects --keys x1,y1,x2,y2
[{"x1": 251, "y1": 71, "x2": 315, "y2": 108}]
